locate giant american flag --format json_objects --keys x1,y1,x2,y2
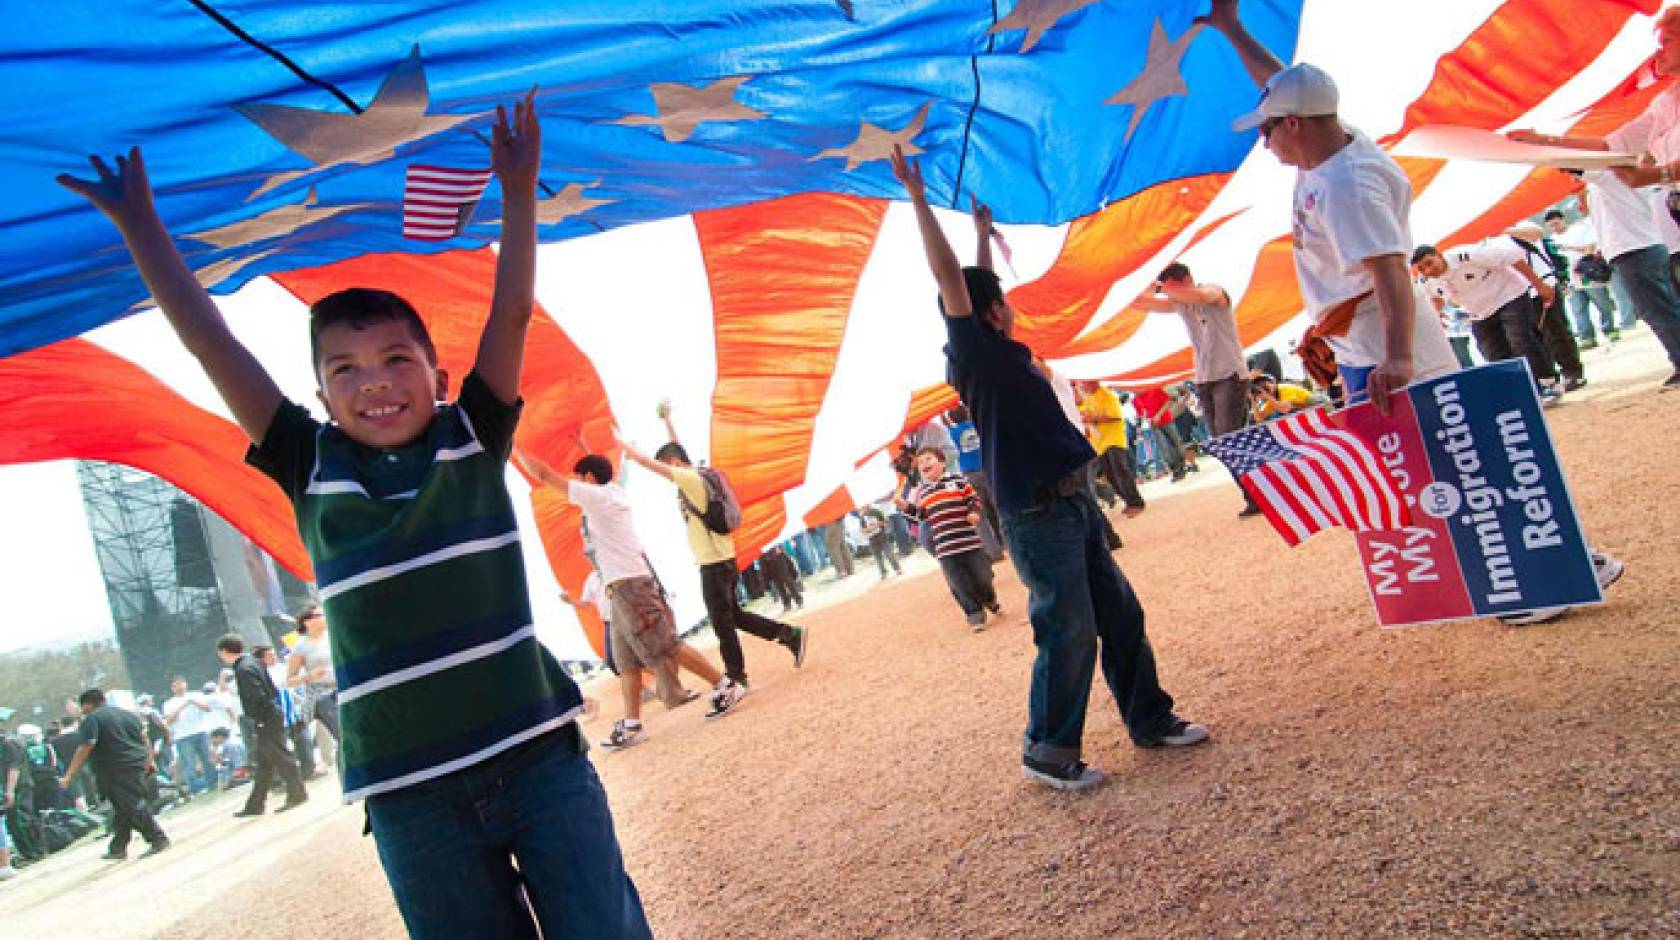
[
  {"x1": 1203, "y1": 407, "x2": 1409, "y2": 547},
  {"x1": 0, "y1": 0, "x2": 1666, "y2": 658}
]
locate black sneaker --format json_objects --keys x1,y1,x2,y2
[
  {"x1": 1662, "y1": 371, "x2": 1680, "y2": 393},
  {"x1": 788, "y1": 626, "x2": 808, "y2": 668},
  {"x1": 1563, "y1": 376, "x2": 1587, "y2": 392},
  {"x1": 1021, "y1": 756, "x2": 1104, "y2": 791},
  {"x1": 100, "y1": 849, "x2": 128, "y2": 861},
  {"x1": 1238, "y1": 502, "x2": 1263, "y2": 518},
  {"x1": 232, "y1": 808, "x2": 264, "y2": 818},
  {"x1": 1137, "y1": 718, "x2": 1210, "y2": 748},
  {"x1": 139, "y1": 839, "x2": 172, "y2": 859}
]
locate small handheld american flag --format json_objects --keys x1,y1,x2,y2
[
  {"x1": 403, "y1": 165, "x2": 492, "y2": 241},
  {"x1": 1203, "y1": 407, "x2": 1410, "y2": 546}
]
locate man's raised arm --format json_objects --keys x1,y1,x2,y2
[
  {"x1": 972, "y1": 197, "x2": 995, "y2": 274},
  {"x1": 615, "y1": 428, "x2": 675, "y2": 482},
  {"x1": 1197, "y1": 0, "x2": 1285, "y2": 89},
  {"x1": 891, "y1": 144, "x2": 971, "y2": 318}
]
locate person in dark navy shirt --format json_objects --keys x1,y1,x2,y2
[{"x1": 890, "y1": 145, "x2": 1209, "y2": 790}]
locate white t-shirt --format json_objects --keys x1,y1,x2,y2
[
  {"x1": 1551, "y1": 219, "x2": 1597, "y2": 268},
  {"x1": 1421, "y1": 238, "x2": 1530, "y2": 320},
  {"x1": 1608, "y1": 83, "x2": 1680, "y2": 167},
  {"x1": 163, "y1": 692, "x2": 212, "y2": 738},
  {"x1": 1582, "y1": 169, "x2": 1664, "y2": 261},
  {"x1": 566, "y1": 480, "x2": 652, "y2": 586},
  {"x1": 291, "y1": 635, "x2": 336, "y2": 692},
  {"x1": 1648, "y1": 187, "x2": 1680, "y2": 252},
  {"x1": 577, "y1": 570, "x2": 608, "y2": 622},
  {"x1": 1292, "y1": 129, "x2": 1457, "y2": 376}
]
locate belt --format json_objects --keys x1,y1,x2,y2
[{"x1": 1034, "y1": 466, "x2": 1087, "y2": 505}]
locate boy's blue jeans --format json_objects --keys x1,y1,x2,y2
[
  {"x1": 366, "y1": 727, "x2": 652, "y2": 940},
  {"x1": 1001, "y1": 488, "x2": 1176, "y2": 765}
]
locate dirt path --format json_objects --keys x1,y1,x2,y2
[{"x1": 6, "y1": 333, "x2": 1676, "y2": 938}]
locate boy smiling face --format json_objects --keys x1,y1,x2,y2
[{"x1": 314, "y1": 316, "x2": 447, "y2": 449}]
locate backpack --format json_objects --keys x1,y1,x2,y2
[
  {"x1": 679, "y1": 466, "x2": 742, "y2": 535},
  {"x1": 1573, "y1": 252, "x2": 1612, "y2": 285}
]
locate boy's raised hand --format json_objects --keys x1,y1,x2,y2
[
  {"x1": 491, "y1": 89, "x2": 542, "y2": 194},
  {"x1": 970, "y1": 196, "x2": 993, "y2": 234},
  {"x1": 890, "y1": 144, "x2": 925, "y2": 202},
  {"x1": 57, "y1": 147, "x2": 158, "y2": 229}
]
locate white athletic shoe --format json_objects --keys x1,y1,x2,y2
[
  {"x1": 706, "y1": 679, "x2": 747, "y2": 720},
  {"x1": 600, "y1": 720, "x2": 646, "y2": 751}
]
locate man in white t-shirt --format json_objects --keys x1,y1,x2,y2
[
  {"x1": 1507, "y1": 8, "x2": 1680, "y2": 390},
  {"x1": 1545, "y1": 208, "x2": 1621, "y2": 346},
  {"x1": 517, "y1": 449, "x2": 743, "y2": 750},
  {"x1": 162, "y1": 676, "x2": 215, "y2": 795},
  {"x1": 1410, "y1": 238, "x2": 1562, "y2": 400},
  {"x1": 1199, "y1": 1, "x2": 1457, "y2": 414},
  {"x1": 1205, "y1": 0, "x2": 1623, "y2": 626}
]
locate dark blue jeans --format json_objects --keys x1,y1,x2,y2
[
  {"x1": 1609, "y1": 244, "x2": 1680, "y2": 372},
  {"x1": 1001, "y1": 491, "x2": 1175, "y2": 764},
  {"x1": 366, "y1": 728, "x2": 651, "y2": 940}
]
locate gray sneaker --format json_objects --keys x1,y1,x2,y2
[
  {"x1": 1137, "y1": 718, "x2": 1210, "y2": 748},
  {"x1": 1022, "y1": 757, "x2": 1105, "y2": 791}
]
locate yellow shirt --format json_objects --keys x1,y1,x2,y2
[
  {"x1": 1077, "y1": 387, "x2": 1128, "y2": 453},
  {"x1": 672, "y1": 466, "x2": 735, "y2": 565}
]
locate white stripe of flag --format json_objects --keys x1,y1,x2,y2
[{"x1": 403, "y1": 165, "x2": 492, "y2": 241}]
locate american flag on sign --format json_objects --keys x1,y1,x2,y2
[
  {"x1": 403, "y1": 165, "x2": 492, "y2": 241},
  {"x1": 1203, "y1": 408, "x2": 1410, "y2": 546}
]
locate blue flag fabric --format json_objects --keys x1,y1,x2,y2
[{"x1": 1, "y1": 1, "x2": 1301, "y2": 356}]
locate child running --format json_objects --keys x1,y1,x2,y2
[
  {"x1": 897, "y1": 448, "x2": 1000, "y2": 630},
  {"x1": 58, "y1": 95, "x2": 651, "y2": 938}
]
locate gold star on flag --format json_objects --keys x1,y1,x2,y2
[
  {"x1": 613, "y1": 75, "x2": 765, "y2": 144},
  {"x1": 1104, "y1": 20, "x2": 1202, "y2": 141},
  {"x1": 811, "y1": 102, "x2": 931, "y2": 171},
  {"x1": 536, "y1": 182, "x2": 615, "y2": 225},
  {"x1": 239, "y1": 47, "x2": 482, "y2": 199},
  {"x1": 185, "y1": 189, "x2": 366, "y2": 249},
  {"x1": 988, "y1": 0, "x2": 1103, "y2": 53},
  {"x1": 133, "y1": 249, "x2": 280, "y2": 312}
]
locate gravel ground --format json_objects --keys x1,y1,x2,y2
[{"x1": 6, "y1": 334, "x2": 1676, "y2": 939}]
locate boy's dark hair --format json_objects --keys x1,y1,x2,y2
[
  {"x1": 1410, "y1": 245, "x2": 1439, "y2": 265},
  {"x1": 573, "y1": 455, "x2": 614, "y2": 485},
  {"x1": 915, "y1": 446, "x2": 948, "y2": 462},
  {"x1": 309, "y1": 288, "x2": 438, "y2": 370},
  {"x1": 1544, "y1": 209, "x2": 1565, "y2": 221},
  {"x1": 216, "y1": 633, "x2": 245, "y2": 655},
  {"x1": 210, "y1": 728, "x2": 229, "y2": 741},
  {"x1": 654, "y1": 442, "x2": 691, "y2": 465},
  {"x1": 295, "y1": 602, "x2": 323, "y2": 622},
  {"x1": 1158, "y1": 262, "x2": 1192, "y2": 283},
  {"x1": 79, "y1": 688, "x2": 106, "y2": 708},
  {"x1": 937, "y1": 267, "x2": 1006, "y2": 323},
  {"x1": 252, "y1": 645, "x2": 274, "y2": 660}
]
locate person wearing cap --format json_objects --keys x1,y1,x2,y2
[
  {"x1": 1198, "y1": 0, "x2": 1458, "y2": 414},
  {"x1": 1204, "y1": 0, "x2": 1625, "y2": 627},
  {"x1": 1507, "y1": 7, "x2": 1680, "y2": 391}
]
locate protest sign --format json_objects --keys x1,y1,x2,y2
[{"x1": 1339, "y1": 361, "x2": 1600, "y2": 626}]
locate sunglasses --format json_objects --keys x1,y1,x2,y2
[{"x1": 1259, "y1": 116, "x2": 1286, "y2": 140}]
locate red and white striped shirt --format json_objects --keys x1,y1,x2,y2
[{"x1": 906, "y1": 475, "x2": 983, "y2": 558}]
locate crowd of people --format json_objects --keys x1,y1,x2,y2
[
  {"x1": 0, "y1": 604, "x2": 343, "y2": 878},
  {"x1": 21, "y1": 1, "x2": 1677, "y2": 933}
]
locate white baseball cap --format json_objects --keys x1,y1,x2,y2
[{"x1": 1232, "y1": 62, "x2": 1339, "y2": 132}]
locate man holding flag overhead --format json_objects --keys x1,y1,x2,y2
[
  {"x1": 1203, "y1": 0, "x2": 1626, "y2": 627},
  {"x1": 1199, "y1": 0, "x2": 1459, "y2": 414},
  {"x1": 891, "y1": 145, "x2": 1207, "y2": 793}
]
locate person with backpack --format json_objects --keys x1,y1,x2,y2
[
  {"x1": 619, "y1": 406, "x2": 809, "y2": 687},
  {"x1": 1410, "y1": 239, "x2": 1565, "y2": 404},
  {"x1": 516, "y1": 448, "x2": 744, "y2": 750}
]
